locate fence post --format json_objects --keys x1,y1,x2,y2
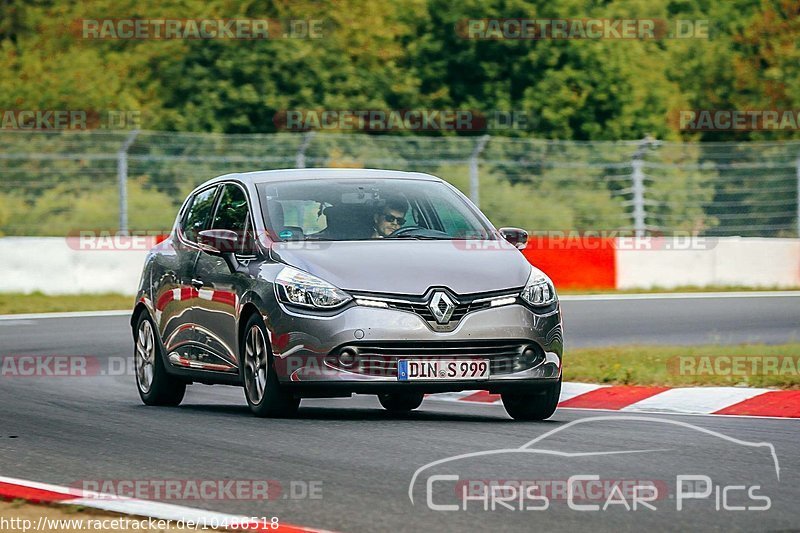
[
  {"x1": 631, "y1": 138, "x2": 654, "y2": 238},
  {"x1": 631, "y1": 156, "x2": 645, "y2": 238},
  {"x1": 295, "y1": 131, "x2": 316, "y2": 169},
  {"x1": 797, "y1": 153, "x2": 800, "y2": 237},
  {"x1": 469, "y1": 134, "x2": 490, "y2": 207},
  {"x1": 117, "y1": 129, "x2": 140, "y2": 236}
]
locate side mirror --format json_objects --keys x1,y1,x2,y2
[
  {"x1": 499, "y1": 227, "x2": 528, "y2": 250},
  {"x1": 197, "y1": 229, "x2": 239, "y2": 254},
  {"x1": 198, "y1": 229, "x2": 241, "y2": 271}
]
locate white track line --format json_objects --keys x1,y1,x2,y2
[
  {"x1": 621, "y1": 387, "x2": 771, "y2": 415},
  {"x1": 427, "y1": 394, "x2": 799, "y2": 421},
  {"x1": 0, "y1": 309, "x2": 131, "y2": 321},
  {"x1": 557, "y1": 407, "x2": 800, "y2": 421},
  {"x1": 560, "y1": 290, "x2": 800, "y2": 301},
  {"x1": 429, "y1": 385, "x2": 799, "y2": 420},
  {"x1": 558, "y1": 382, "x2": 608, "y2": 402}
]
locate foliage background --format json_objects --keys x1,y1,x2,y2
[{"x1": 2, "y1": 0, "x2": 797, "y2": 141}]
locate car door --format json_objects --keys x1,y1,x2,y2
[
  {"x1": 154, "y1": 185, "x2": 219, "y2": 365},
  {"x1": 192, "y1": 182, "x2": 257, "y2": 372}
]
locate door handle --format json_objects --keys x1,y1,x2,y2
[{"x1": 191, "y1": 278, "x2": 205, "y2": 288}]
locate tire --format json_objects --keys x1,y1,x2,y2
[
  {"x1": 133, "y1": 312, "x2": 186, "y2": 406},
  {"x1": 241, "y1": 314, "x2": 299, "y2": 418},
  {"x1": 501, "y1": 379, "x2": 561, "y2": 421},
  {"x1": 378, "y1": 392, "x2": 424, "y2": 412}
]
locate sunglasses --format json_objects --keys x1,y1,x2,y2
[{"x1": 382, "y1": 214, "x2": 406, "y2": 225}]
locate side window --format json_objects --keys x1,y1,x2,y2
[
  {"x1": 427, "y1": 196, "x2": 472, "y2": 236},
  {"x1": 181, "y1": 186, "x2": 218, "y2": 243},
  {"x1": 212, "y1": 184, "x2": 255, "y2": 254},
  {"x1": 212, "y1": 184, "x2": 250, "y2": 232}
]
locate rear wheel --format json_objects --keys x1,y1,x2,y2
[
  {"x1": 242, "y1": 314, "x2": 299, "y2": 418},
  {"x1": 378, "y1": 392, "x2": 424, "y2": 412},
  {"x1": 501, "y1": 379, "x2": 561, "y2": 421},
  {"x1": 134, "y1": 313, "x2": 186, "y2": 406}
]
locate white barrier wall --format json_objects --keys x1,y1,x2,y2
[
  {"x1": 0, "y1": 237, "x2": 149, "y2": 295},
  {"x1": 0, "y1": 236, "x2": 798, "y2": 294},
  {"x1": 615, "y1": 237, "x2": 800, "y2": 289}
]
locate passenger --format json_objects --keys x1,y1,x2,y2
[{"x1": 372, "y1": 196, "x2": 409, "y2": 238}]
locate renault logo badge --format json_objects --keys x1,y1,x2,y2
[{"x1": 428, "y1": 291, "x2": 455, "y2": 324}]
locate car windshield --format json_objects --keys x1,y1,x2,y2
[{"x1": 257, "y1": 178, "x2": 494, "y2": 241}]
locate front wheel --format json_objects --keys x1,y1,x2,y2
[
  {"x1": 378, "y1": 392, "x2": 424, "y2": 412},
  {"x1": 241, "y1": 314, "x2": 299, "y2": 418},
  {"x1": 133, "y1": 312, "x2": 186, "y2": 406},
  {"x1": 501, "y1": 380, "x2": 561, "y2": 421}
]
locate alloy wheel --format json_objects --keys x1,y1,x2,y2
[
  {"x1": 244, "y1": 325, "x2": 268, "y2": 405},
  {"x1": 135, "y1": 319, "x2": 155, "y2": 393}
]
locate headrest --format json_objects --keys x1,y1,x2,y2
[{"x1": 323, "y1": 205, "x2": 374, "y2": 239}]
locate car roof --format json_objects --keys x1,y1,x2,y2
[{"x1": 204, "y1": 168, "x2": 444, "y2": 187}]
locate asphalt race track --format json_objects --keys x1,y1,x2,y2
[
  {"x1": 0, "y1": 293, "x2": 798, "y2": 532},
  {"x1": 560, "y1": 292, "x2": 800, "y2": 347}
]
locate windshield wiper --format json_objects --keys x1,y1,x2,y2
[{"x1": 390, "y1": 234, "x2": 451, "y2": 240}]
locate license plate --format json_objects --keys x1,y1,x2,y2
[{"x1": 397, "y1": 359, "x2": 490, "y2": 381}]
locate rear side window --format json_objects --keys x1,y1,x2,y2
[{"x1": 181, "y1": 186, "x2": 218, "y2": 243}]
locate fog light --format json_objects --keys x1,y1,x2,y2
[
  {"x1": 338, "y1": 347, "x2": 358, "y2": 368},
  {"x1": 517, "y1": 345, "x2": 545, "y2": 371}
]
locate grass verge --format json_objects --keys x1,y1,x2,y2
[
  {"x1": 565, "y1": 344, "x2": 800, "y2": 389},
  {"x1": 0, "y1": 292, "x2": 133, "y2": 315}
]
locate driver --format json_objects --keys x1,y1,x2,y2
[{"x1": 372, "y1": 196, "x2": 409, "y2": 238}]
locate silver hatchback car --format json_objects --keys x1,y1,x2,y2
[{"x1": 131, "y1": 169, "x2": 563, "y2": 420}]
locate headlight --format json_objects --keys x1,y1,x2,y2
[
  {"x1": 520, "y1": 270, "x2": 557, "y2": 307},
  {"x1": 275, "y1": 266, "x2": 351, "y2": 309}
]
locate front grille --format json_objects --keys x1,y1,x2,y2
[
  {"x1": 348, "y1": 340, "x2": 523, "y2": 357},
  {"x1": 328, "y1": 340, "x2": 538, "y2": 377},
  {"x1": 387, "y1": 299, "x2": 491, "y2": 323},
  {"x1": 351, "y1": 287, "x2": 522, "y2": 331}
]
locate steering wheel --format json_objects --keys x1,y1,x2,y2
[{"x1": 387, "y1": 226, "x2": 424, "y2": 238}]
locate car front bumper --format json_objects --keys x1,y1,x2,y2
[{"x1": 263, "y1": 302, "x2": 563, "y2": 391}]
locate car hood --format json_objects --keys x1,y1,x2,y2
[{"x1": 269, "y1": 240, "x2": 534, "y2": 295}]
